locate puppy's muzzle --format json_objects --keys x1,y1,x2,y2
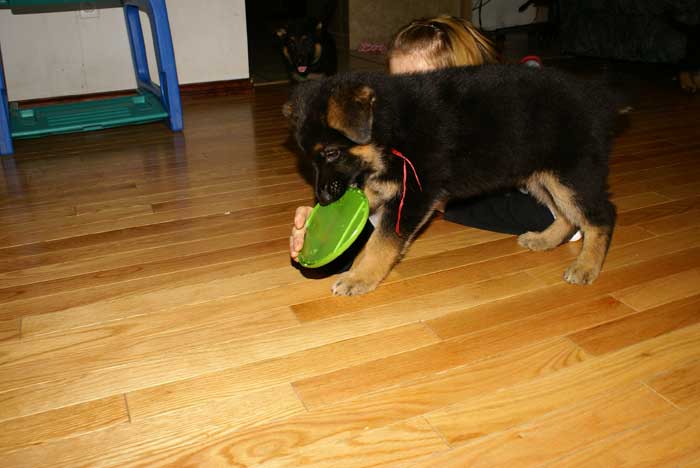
[{"x1": 317, "y1": 179, "x2": 346, "y2": 206}]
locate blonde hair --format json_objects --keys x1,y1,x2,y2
[{"x1": 388, "y1": 15, "x2": 498, "y2": 69}]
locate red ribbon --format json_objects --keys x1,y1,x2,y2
[{"x1": 391, "y1": 148, "x2": 422, "y2": 235}]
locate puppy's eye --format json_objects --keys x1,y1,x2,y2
[{"x1": 323, "y1": 148, "x2": 341, "y2": 162}]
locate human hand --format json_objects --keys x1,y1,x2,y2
[{"x1": 290, "y1": 206, "x2": 313, "y2": 261}]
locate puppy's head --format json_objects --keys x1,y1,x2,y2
[
  {"x1": 276, "y1": 18, "x2": 324, "y2": 79},
  {"x1": 284, "y1": 78, "x2": 383, "y2": 205}
]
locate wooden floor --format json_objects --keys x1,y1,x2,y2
[{"x1": 1, "y1": 67, "x2": 699, "y2": 467}]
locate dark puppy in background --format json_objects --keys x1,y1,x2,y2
[
  {"x1": 284, "y1": 65, "x2": 618, "y2": 296},
  {"x1": 275, "y1": 2, "x2": 337, "y2": 83}
]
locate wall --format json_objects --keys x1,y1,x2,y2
[
  {"x1": 348, "y1": 0, "x2": 462, "y2": 50},
  {"x1": 347, "y1": 0, "x2": 536, "y2": 50},
  {"x1": 470, "y1": 0, "x2": 537, "y2": 31},
  {"x1": 0, "y1": 0, "x2": 249, "y2": 101}
]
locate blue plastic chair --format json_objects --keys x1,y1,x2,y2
[
  {"x1": 0, "y1": 46, "x2": 12, "y2": 155},
  {"x1": 0, "y1": 0, "x2": 183, "y2": 156}
]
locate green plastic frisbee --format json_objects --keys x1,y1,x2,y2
[{"x1": 298, "y1": 187, "x2": 370, "y2": 268}]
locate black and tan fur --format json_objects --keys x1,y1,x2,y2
[{"x1": 284, "y1": 65, "x2": 618, "y2": 295}]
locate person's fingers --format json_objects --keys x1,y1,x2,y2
[
  {"x1": 294, "y1": 206, "x2": 312, "y2": 229},
  {"x1": 294, "y1": 232, "x2": 305, "y2": 250},
  {"x1": 291, "y1": 206, "x2": 313, "y2": 260},
  {"x1": 290, "y1": 242, "x2": 300, "y2": 261}
]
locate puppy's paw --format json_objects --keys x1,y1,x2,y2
[
  {"x1": 518, "y1": 231, "x2": 556, "y2": 251},
  {"x1": 563, "y1": 262, "x2": 599, "y2": 285},
  {"x1": 331, "y1": 272, "x2": 378, "y2": 296}
]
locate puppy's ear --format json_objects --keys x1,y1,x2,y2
[{"x1": 327, "y1": 85, "x2": 375, "y2": 144}]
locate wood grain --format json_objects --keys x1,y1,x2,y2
[
  {"x1": 647, "y1": 358, "x2": 700, "y2": 408},
  {"x1": 612, "y1": 268, "x2": 700, "y2": 311},
  {"x1": 413, "y1": 385, "x2": 673, "y2": 468},
  {"x1": 0, "y1": 396, "x2": 128, "y2": 455},
  {"x1": 425, "y1": 324, "x2": 700, "y2": 445},
  {"x1": 126, "y1": 323, "x2": 438, "y2": 421},
  {"x1": 258, "y1": 417, "x2": 449, "y2": 468},
  {"x1": 569, "y1": 294, "x2": 700, "y2": 356},
  {"x1": 294, "y1": 296, "x2": 631, "y2": 410},
  {"x1": 0, "y1": 318, "x2": 20, "y2": 342},
  {"x1": 546, "y1": 404, "x2": 700, "y2": 468},
  {"x1": 81, "y1": 339, "x2": 583, "y2": 468}
]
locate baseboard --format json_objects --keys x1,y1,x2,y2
[
  {"x1": 180, "y1": 78, "x2": 254, "y2": 97},
  {"x1": 16, "y1": 78, "x2": 254, "y2": 107}
]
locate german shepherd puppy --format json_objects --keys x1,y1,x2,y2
[
  {"x1": 284, "y1": 65, "x2": 618, "y2": 296},
  {"x1": 275, "y1": 14, "x2": 337, "y2": 82}
]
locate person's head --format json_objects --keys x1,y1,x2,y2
[{"x1": 387, "y1": 15, "x2": 498, "y2": 74}]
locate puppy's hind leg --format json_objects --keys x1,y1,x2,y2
[
  {"x1": 564, "y1": 222, "x2": 613, "y2": 284},
  {"x1": 517, "y1": 174, "x2": 576, "y2": 251},
  {"x1": 534, "y1": 172, "x2": 615, "y2": 285}
]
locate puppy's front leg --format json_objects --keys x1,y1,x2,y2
[{"x1": 331, "y1": 217, "x2": 402, "y2": 296}]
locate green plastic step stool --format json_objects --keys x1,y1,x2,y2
[
  {"x1": 0, "y1": 0, "x2": 183, "y2": 156},
  {"x1": 9, "y1": 92, "x2": 169, "y2": 138}
]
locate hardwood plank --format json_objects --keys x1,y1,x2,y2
[
  {"x1": 0, "y1": 203, "x2": 294, "y2": 267},
  {"x1": 0, "y1": 188, "x2": 313, "y2": 248},
  {"x1": 0, "y1": 204, "x2": 77, "y2": 227},
  {"x1": 525, "y1": 226, "x2": 699, "y2": 286},
  {"x1": 73, "y1": 171, "x2": 304, "y2": 215},
  {"x1": 294, "y1": 296, "x2": 632, "y2": 410},
  {"x1": 545, "y1": 404, "x2": 700, "y2": 468},
  {"x1": 1, "y1": 384, "x2": 305, "y2": 468},
  {"x1": 92, "y1": 339, "x2": 582, "y2": 468},
  {"x1": 0, "y1": 396, "x2": 128, "y2": 455},
  {"x1": 610, "y1": 168, "x2": 700, "y2": 198},
  {"x1": 0, "y1": 227, "x2": 293, "y2": 306},
  {"x1": 150, "y1": 181, "x2": 307, "y2": 213},
  {"x1": 0, "y1": 163, "x2": 301, "y2": 213},
  {"x1": 608, "y1": 150, "x2": 698, "y2": 177},
  {"x1": 640, "y1": 207, "x2": 700, "y2": 235},
  {"x1": 0, "y1": 319, "x2": 20, "y2": 342},
  {"x1": 673, "y1": 457, "x2": 700, "y2": 468},
  {"x1": 647, "y1": 358, "x2": 700, "y2": 408},
  {"x1": 428, "y1": 294, "x2": 634, "y2": 341},
  {"x1": 569, "y1": 295, "x2": 700, "y2": 356},
  {"x1": 126, "y1": 323, "x2": 438, "y2": 421},
  {"x1": 258, "y1": 417, "x2": 449, "y2": 468},
  {"x1": 0, "y1": 273, "x2": 539, "y2": 416},
  {"x1": 608, "y1": 159, "x2": 699, "y2": 186},
  {"x1": 428, "y1": 246, "x2": 700, "y2": 340},
  {"x1": 657, "y1": 180, "x2": 700, "y2": 200},
  {"x1": 612, "y1": 268, "x2": 700, "y2": 311},
  {"x1": 611, "y1": 191, "x2": 672, "y2": 212},
  {"x1": 425, "y1": 324, "x2": 700, "y2": 446},
  {"x1": 18, "y1": 304, "x2": 299, "y2": 371},
  {"x1": 18, "y1": 271, "x2": 334, "y2": 340},
  {"x1": 0, "y1": 253, "x2": 297, "y2": 322},
  {"x1": 0, "y1": 213, "x2": 294, "y2": 289},
  {"x1": 413, "y1": 385, "x2": 673, "y2": 468},
  {"x1": 616, "y1": 195, "x2": 700, "y2": 227}
]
